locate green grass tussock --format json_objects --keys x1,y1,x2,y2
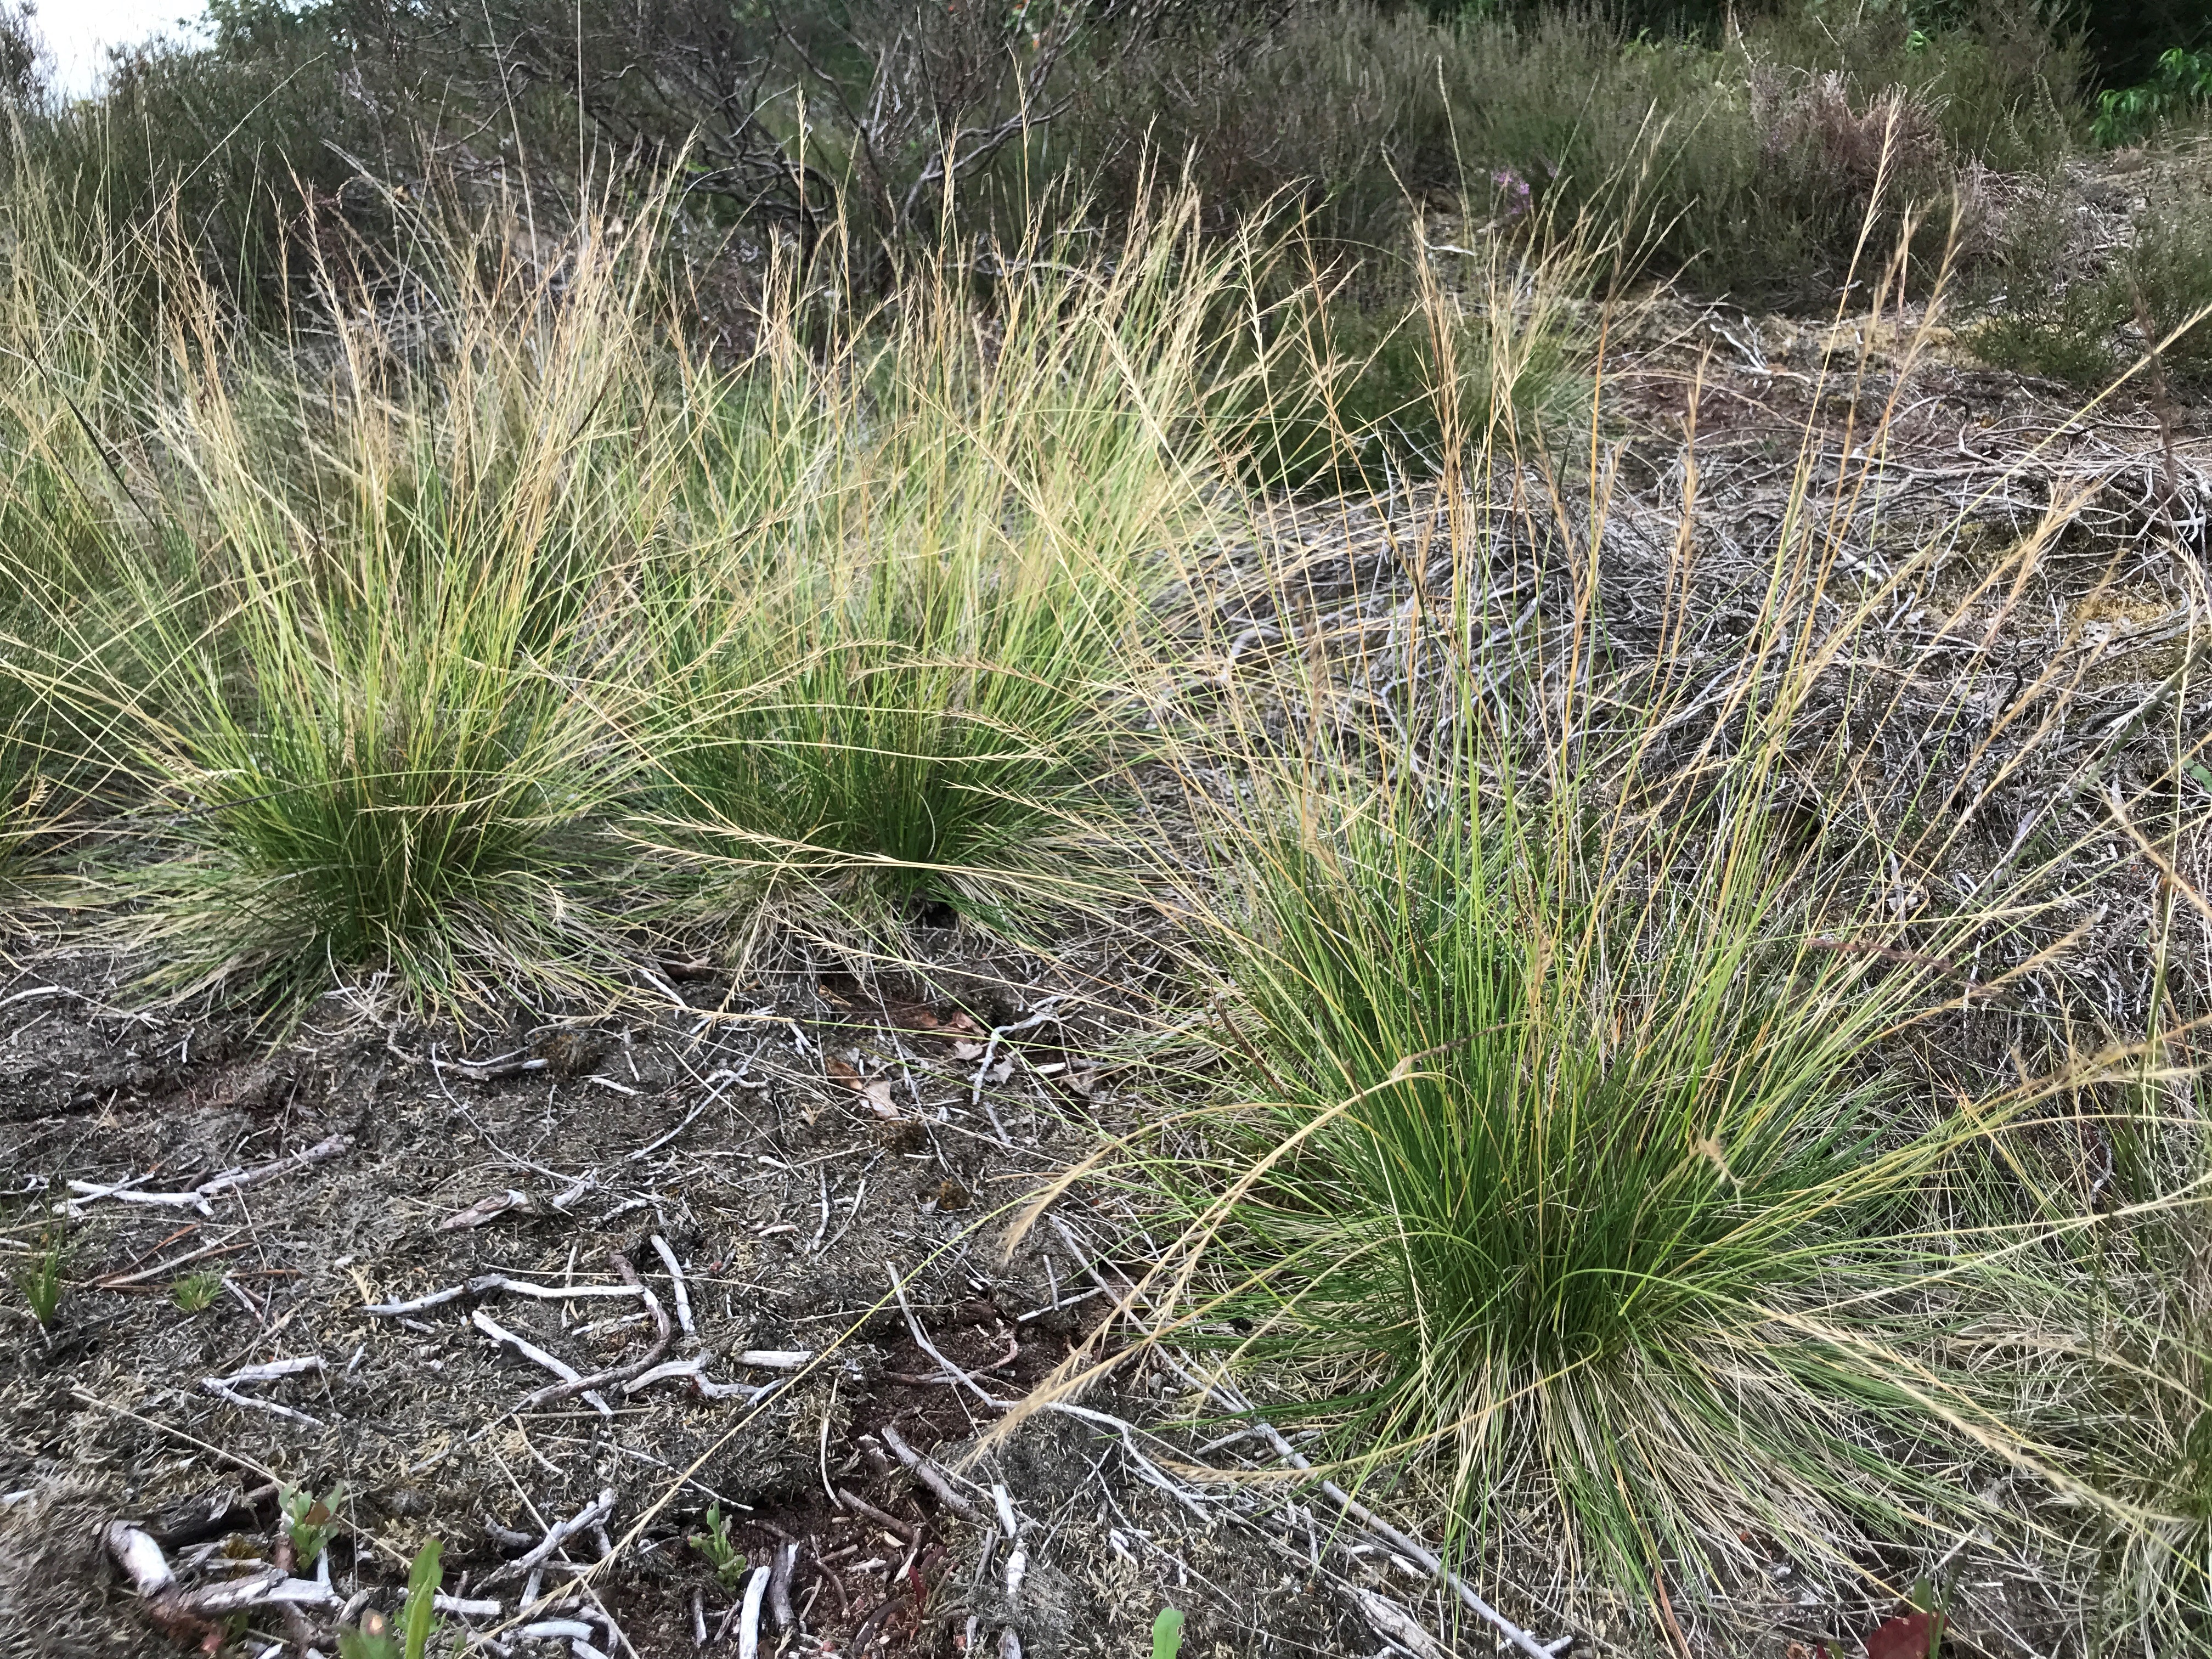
[
  {"x1": 1166, "y1": 754, "x2": 2020, "y2": 1587},
  {"x1": 13, "y1": 206, "x2": 670, "y2": 1014},
  {"x1": 631, "y1": 210, "x2": 1237, "y2": 952}
]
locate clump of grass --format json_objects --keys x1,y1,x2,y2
[
  {"x1": 999, "y1": 224, "x2": 2207, "y2": 1639},
  {"x1": 169, "y1": 1269, "x2": 223, "y2": 1313},
  {"x1": 78, "y1": 206, "x2": 670, "y2": 1017},
  {"x1": 1149, "y1": 754, "x2": 2029, "y2": 1595},
  {"x1": 631, "y1": 206, "x2": 1235, "y2": 953},
  {"x1": 14, "y1": 1217, "x2": 63, "y2": 1328}
]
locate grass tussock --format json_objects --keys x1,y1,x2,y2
[
  {"x1": 630, "y1": 206, "x2": 1236, "y2": 951},
  {"x1": 994, "y1": 229, "x2": 2212, "y2": 1644}
]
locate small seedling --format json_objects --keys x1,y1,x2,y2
[
  {"x1": 15, "y1": 1222, "x2": 64, "y2": 1328},
  {"x1": 687, "y1": 1503, "x2": 747, "y2": 1590},
  {"x1": 1152, "y1": 1607, "x2": 1186, "y2": 1659},
  {"x1": 280, "y1": 1481, "x2": 347, "y2": 1566},
  {"x1": 338, "y1": 1537, "x2": 444, "y2": 1659},
  {"x1": 171, "y1": 1269, "x2": 223, "y2": 1313}
]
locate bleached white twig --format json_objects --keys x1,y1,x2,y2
[
  {"x1": 488, "y1": 1490, "x2": 616, "y2": 1585},
  {"x1": 887, "y1": 1265, "x2": 1004, "y2": 1413},
  {"x1": 1352, "y1": 1589, "x2": 1447, "y2": 1659},
  {"x1": 627, "y1": 1073, "x2": 735, "y2": 1161},
  {"x1": 768, "y1": 1542, "x2": 798, "y2": 1629},
  {"x1": 620, "y1": 1357, "x2": 768, "y2": 1402},
  {"x1": 363, "y1": 1275, "x2": 645, "y2": 1317},
  {"x1": 731, "y1": 1348, "x2": 814, "y2": 1369},
  {"x1": 517, "y1": 1254, "x2": 672, "y2": 1411},
  {"x1": 69, "y1": 1182, "x2": 211, "y2": 1217},
  {"x1": 72, "y1": 1134, "x2": 354, "y2": 1218},
  {"x1": 195, "y1": 1132, "x2": 352, "y2": 1199},
  {"x1": 200, "y1": 1380, "x2": 322, "y2": 1426},
  {"x1": 200, "y1": 1356, "x2": 327, "y2": 1427},
  {"x1": 434, "y1": 1594, "x2": 503, "y2": 1617},
  {"x1": 650, "y1": 1234, "x2": 695, "y2": 1340},
  {"x1": 736, "y1": 1565, "x2": 770, "y2": 1659},
  {"x1": 471, "y1": 1310, "x2": 611, "y2": 1417},
  {"x1": 215, "y1": 1356, "x2": 325, "y2": 1387}
]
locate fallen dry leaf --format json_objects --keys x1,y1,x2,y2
[{"x1": 827, "y1": 1056, "x2": 901, "y2": 1118}]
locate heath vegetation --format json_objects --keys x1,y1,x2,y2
[{"x1": 0, "y1": 2, "x2": 2208, "y2": 1657}]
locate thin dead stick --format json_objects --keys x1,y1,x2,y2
[
  {"x1": 363, "y1": 1275, "x2": 645, "y2": 1317},
  {"x1": 1171, "y1": 1358, "x2": 1554, "y2": 1658},
  {"x1": 768, "y1": 1541, "x2": 798, "y2": 1629},
  {"x1": 68, "y1": 1182, "x2": 211, "y2": 1218},
  {"x1": 836, "y1": 1486, "x2": 916, "y2": 1544},
  {"x1": 967, "y1": 1000, "x2": 1063, "y2": 1147},
  {"x1": 886, "y1": 1333, "x2": 1019, "y2": 1387},
  {"x1": 520, "y1": 1254, "x2": 672, "y2": 1410},
  {"x1": 736, "y1": 1564, "x2": 771, "y2": 1659},
  {"x1": 650, "y1": 1234, "x2": 696, "y2": 1340},
  {"x1": 621, "y1": 1357, "x2": 768, "y2": 1402},
  {"x1": 629, "y1": 1071, "x2": 738, "y2": 1161},
  {"x1": 215, "y1": 1357, "x2": 324, "y2": 1387},
  {"x1": 878, "y1": 1423, "x2": 981, "y2": 1520},
  {"x1": 199, "y1": 1356, "x2": 326, "y2": 1428},
  {"x1": 196, "y1": 1132, "x2": 352, "y2": 1199},
  {"x1": 93, "y1": 1237, "x2": 251, "y2": 1289},
  {"x1": 487, "y1": 1489, "x2": 618, "y2": 1587},
  {"x1": 885, "y1": 1263, "x2": 1004, "y2": 1413},
  {"x1": 471, "y1": 1310, "x2": 612, "y2": 1417},
  {"x1": 1353, "y1": 1588, "x2": 1447, "y2": 1659},
  {"x1": 71, "y1": 1134, "x2": 354, "y2": 1219},
  {"x1": 200, "y1": 1380, "x2": 321, "y2": 1426}
]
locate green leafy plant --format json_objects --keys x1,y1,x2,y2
[
  {"x1": 1150, "y1": 1606, "x2": 1186, "y2": 1659},
  {"x1": 280, "y1": 1482, "x2": 346, "y2": 1567},
  {"x1": 687, "y1": 1503, "x2": 747, "y2": 1592},
  {"x1": 170, "y1": 1269, "x2": 223, "y2": 1313},
  {"x1": 15, "y1": 1219, "x2": 63, "y2": 1328},
  {"x1": 2093, "y1": 47, "x2": 2212, "y2": 145},
  {"x1": 338, "y1": 1537, "x2": 443, "y2": 1659}
]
